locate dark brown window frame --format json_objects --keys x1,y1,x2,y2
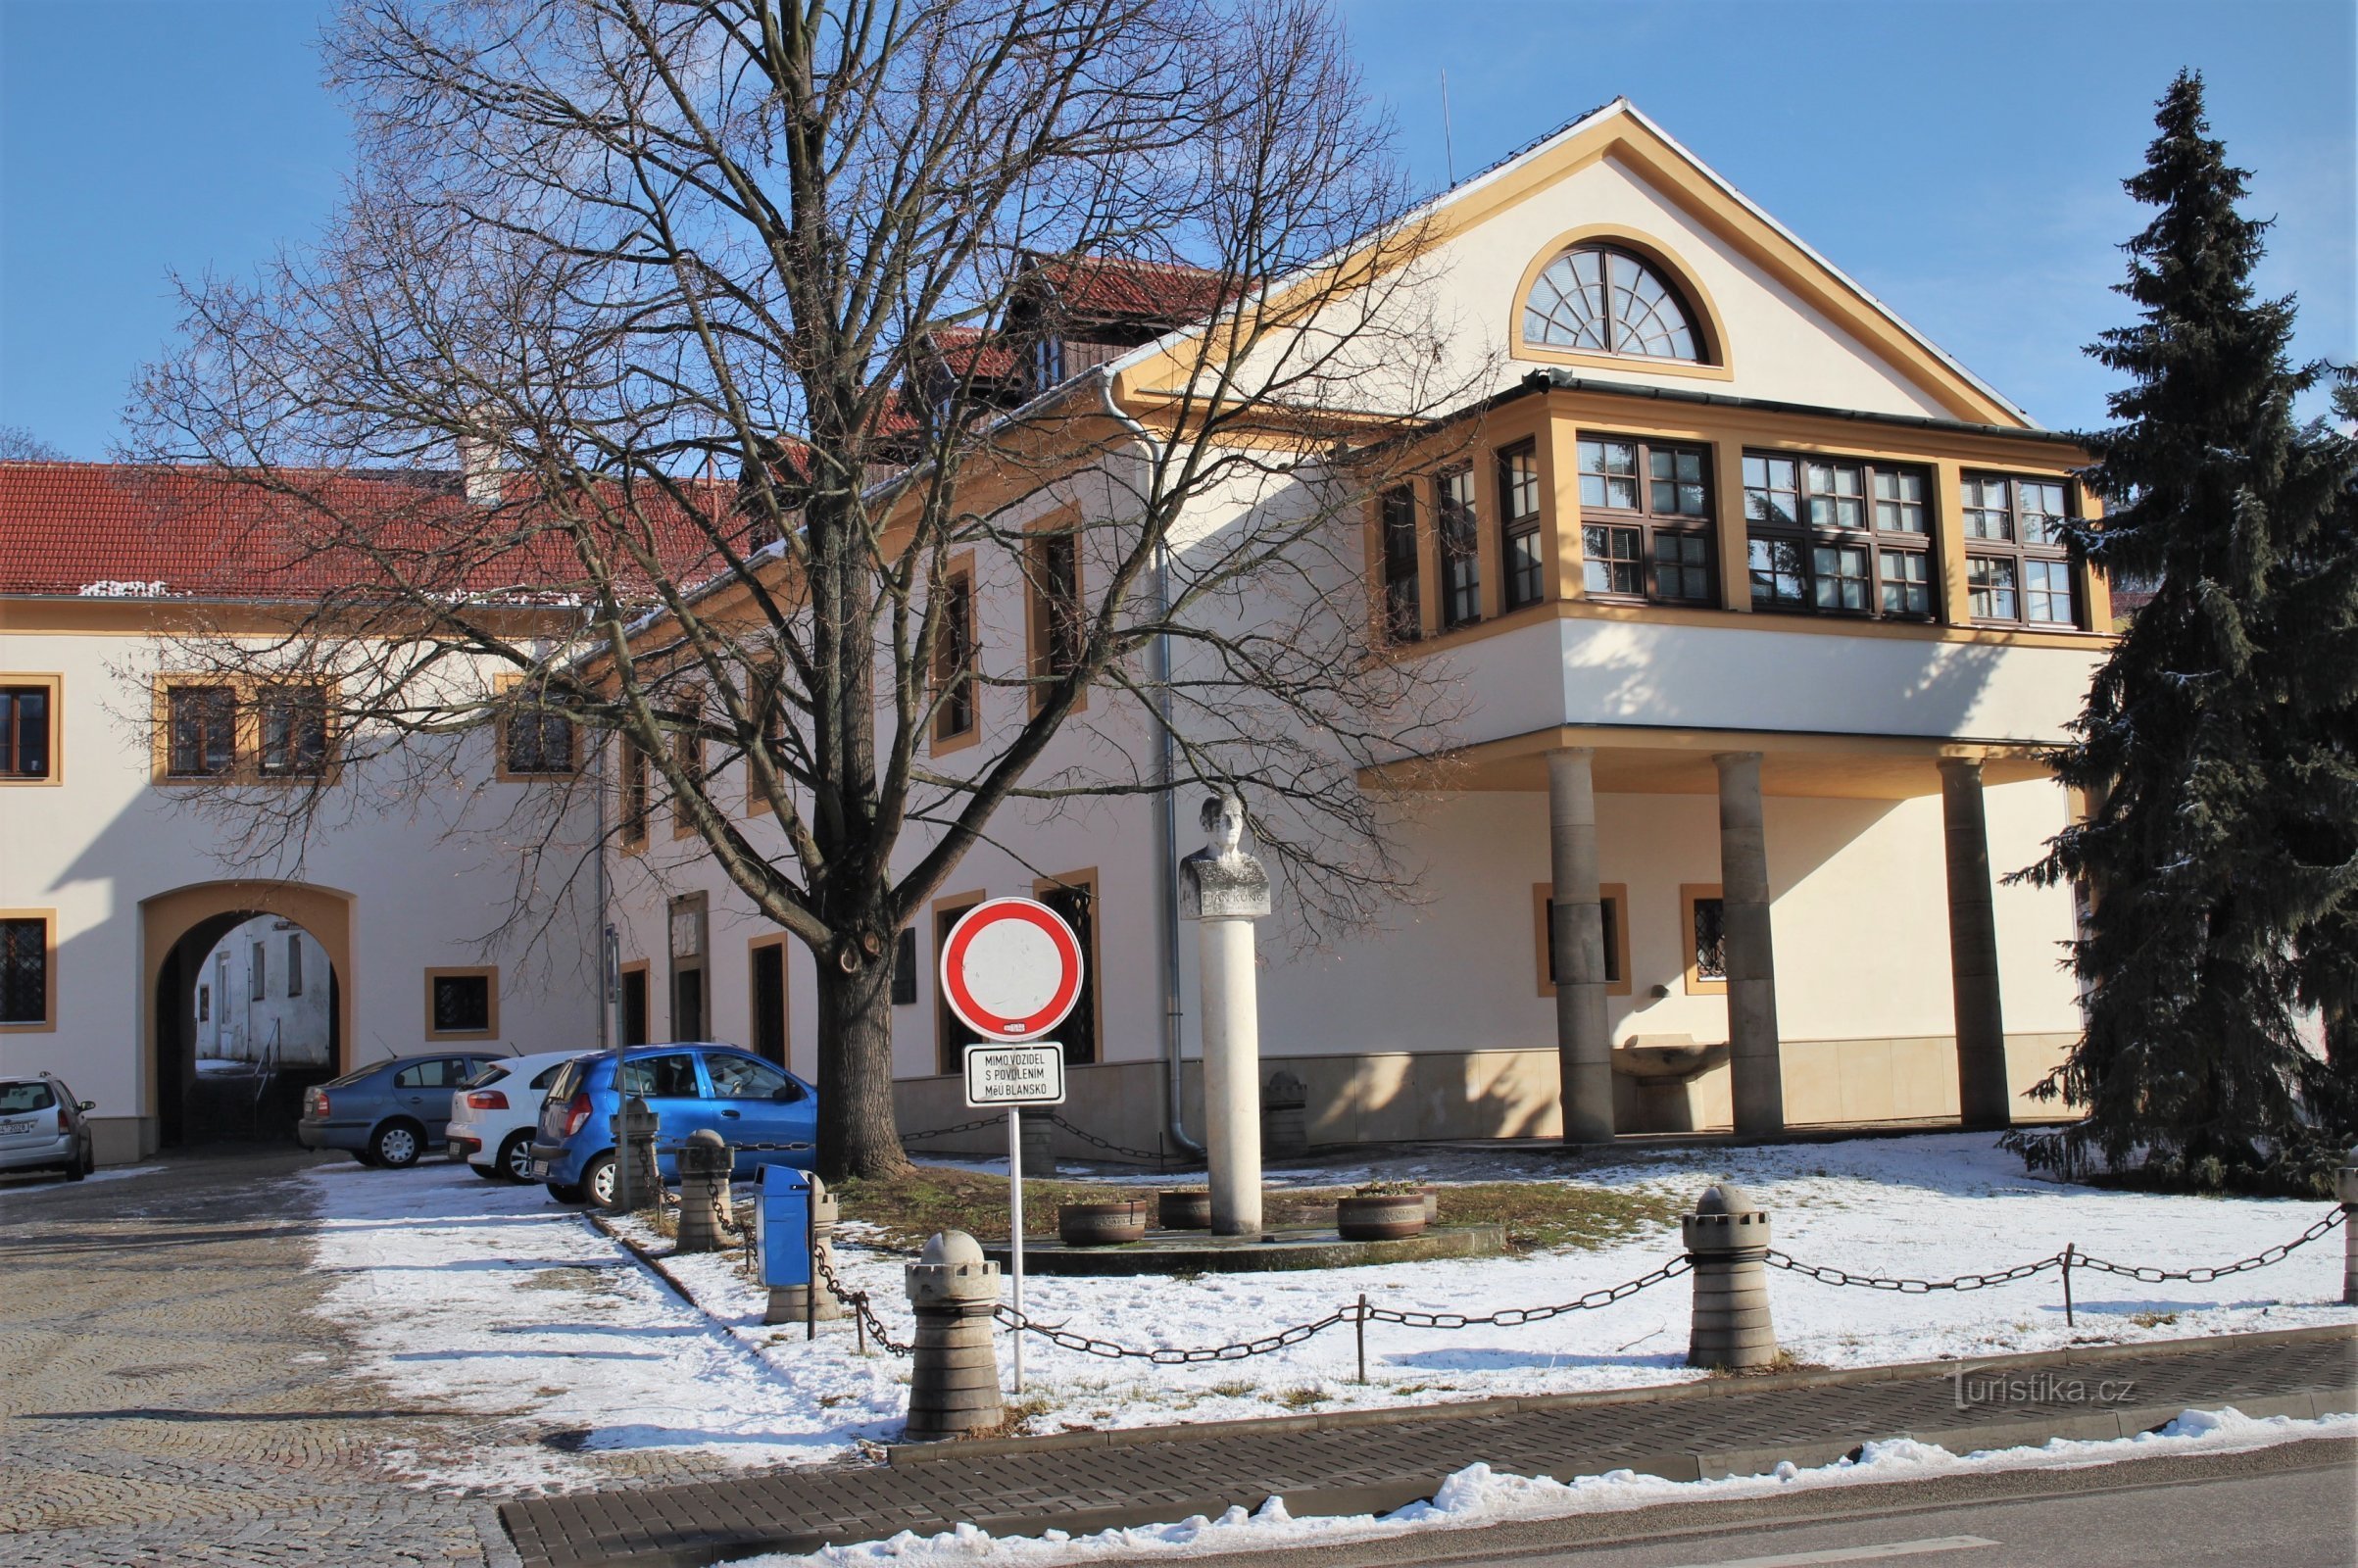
[
  {"x1": 257, "y1": 683, "x2": 330, "y2": 777},
  {"x1": 167, "y1": 685, "x2": 239, "y2": 778},
  {"x1": 932, "y1": 568, "x2": 978, "y2": 743},
  {"x1": 1575, "y1": 433, "x2": 1716, "y2": 607},
  {"x1": 502, "y1": 701, "x2": 577, "y2": 777},
  {"x1": 619, "y1": 736, "x2": 651, "y2": 848},
  {"x1": 1378, "y1": 485, "x2": 1421, "y2": 642},
  {"x1": 1498, "y1": 441, "x2": 1546, "y2": 611},
  {"x1": 1743, "y1": 451, "x2": 1939, "y2": 621},
  {"x1": 0, "y1": 684, "x2": 52, "y2": 779},
  {"x1": 0, "y1": 914, "x2": 52, "y2": 1027},
  {"x1": 1960, "y1": 472, "x2": 2080, "y2": 628},
  {"x1": 1026, "y1": 524, "x2": 1086, "y2": 713},
  {"x1": 1438, "y1": 466, "x2": 1481, "y2": 628}
]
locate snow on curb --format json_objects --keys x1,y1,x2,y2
[{"x1": 728, "y1": 1405, "x2": 2358, "y2": 1566}]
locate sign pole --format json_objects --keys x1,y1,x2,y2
[{"x1": 1007, "y1": 1105, "x2": 1025, "y2": 1394}]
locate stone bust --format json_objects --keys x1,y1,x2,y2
[{"x1": 1179, "y1": 790, "x2": 1271, "y2": 920}]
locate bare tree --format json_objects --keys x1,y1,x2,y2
[
  {"x1": 131, "y1": 0, "x2": 1483, "y2": 1178},
  {"x1": 0, "y1": 425, "x2": 66, "y2": 461}
]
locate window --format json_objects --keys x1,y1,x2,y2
[
  {"x1": 618, "y1": 1052, "x2": 702, "y2": 1100},
  {"x1": 1379, "y1": 486, "x2": 1421, "y2": 642},
  {"x1": 1035, "y1": 874, "x2": 1099, "y2": 1066},
  {"x1": 393, "y1": 1058, "x2": 465, "y2": 1090},
  {"x1": 286, "y1": 934, "x2": 303, "y2": 998},
  {"x1": 503, "y1": 698, "x2": 576, "y2": 776},
  {"x1": 1534, "y1": 884, "x2": 1631, "y2": 998},
  {"x1": 708, "y1": 1052, "x2": 797, "y2": 1100},
  {"x1": 425, "y1": 969, "x2": 497, "y2": 1038},
  {"x1": 1498, "y1": 442, "x2": 1545, "y2": 610},
  {"x1": 1523, "y1": 244, "x2": 1703, "y2": 362},
  {"x1": 1743, "y1": 453, "x2": 1936, "y2": 619},
  {"x1": 167, "y1": 686, "x2": 238, "y2": 777},
  {"x1": 250, "y1": 942, "x2": 267, "y2": 1001},
  {"x1": 1961, "y1": 473, "x2": 2079, "y2": 627},
  {"x1": 934, "y1": 897, "x2": 986, "y2": 1073},
  {"x1": 198, "y1": 985, "x2": 211, "y2": 1023},
  {"x1": 1681, "y1": 884, "x2": 1728, "y2": 996},
  {"x1": 1, "y1": 915, "x2": 51, "y2": 1027},
  {"x1": 1439, "y1": 467, "x2": 1481, "y2": 628},
  {"x1": 1032, "y1": 333, "x2": 1065, "y2": 391},
  {"x1": 1577, "y1": 436, "x2": 1714, "y2": 604},
  {"x1": 891, "y1": 927, "x2": 919, "y2": 1005},
  {"x1": 750, "y1": 938, "x2": 788, "y2": 1067},
  {"x1": 933, "y1": 570, "x2": 977, "y2": 742},
  {"x1": 620, "y1": 738, "x2": 650, "y2": 848},
  {"x1": 619, "y1": 964, "x2": 650, "y2": 1047},
  {"x1": 258, "y1": 685, "x2": 328, "y2": 776},
  {"x1": 0, "y1": 683, "x2": 53, "y2": 780},
  {"x1": 1027, "y1": 525, "x2": 1086, "y2": 710},
  {"x1": 673, "y1": 964, "x2": 705, "y2": 1040}
]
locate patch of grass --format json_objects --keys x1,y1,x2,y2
[
  {"x1": 833, "y1": 1168, "x2": 1159, "y2": 1250},
  {"x1": 2130, "y1": 1311, "x2": 2180, "y2": 1329},
  {"x1": 1704, "y1": 1349, "x2": 1808, "y2": 1379},
  {"x1": 1268, "y1": 1385, "x2": 1329, "y2": 1409},
  {"x1": 1206, "y1": 1379, "x2": 1257, "y2": 1398},
  {"x1": 1418, "y1": 1180, "x2": 1684, "y2": 1253}
]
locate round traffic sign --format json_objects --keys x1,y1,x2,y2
[{"x1": 940, "y1": 897, "x2": 1084, "y2": 1041}]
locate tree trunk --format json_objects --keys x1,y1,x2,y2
[{"x1": 814, "y1": 951, "x2": 912, "y2": 1181}]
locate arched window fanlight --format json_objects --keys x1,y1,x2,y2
[{"x1": 1523, "y1": 244, "x2": 1703, "y2": 362}]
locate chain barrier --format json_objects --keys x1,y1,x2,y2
[
  {"x1": 2074, "y1": 1204, "x2": 2347, "y2": 1284},
  {"x1": 1044, "y1": 1113, "x2": 1171, "y2": 1164},
  {"x1": 1367, "y1": 1255, "x2": 1692, "y2": 1325},
  {"x1": 1765, "y1": 1250, "x2": 2062, "y2": 1294},
  {"x1": 813, "y1": 1249, "x2": 917, "y2": 1357},
  {"x1": 898, "y1": 1114, "x2": 1007, "y2": 1144}
]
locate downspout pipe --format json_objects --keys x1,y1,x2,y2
[{"x1": 1097, "y1": 370, "x2": 1204, "y2": 1163}]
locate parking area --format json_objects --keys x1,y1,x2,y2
[{"x1": 0, "y1": 1149, "x2": 701, "y2": 1567}]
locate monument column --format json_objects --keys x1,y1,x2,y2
[
  {"x1": 1181, "y1": 791, "x2": 1272, "y2": 1237},
  {"x1": 1940, "y1": 757, "x2": 2011, "y2": 1128},
  {"x1": 1548, "y1": 747, "x2": 1615, "y2": 1143},
  {"x1": 1715, "y1": 753, "x2": 1785, "y2": 1136}
]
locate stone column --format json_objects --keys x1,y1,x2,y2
[
  {"x1": 1684, "y1": 1182, "x2": 1777, "y2": 1370},
  {"x1": 1940, "y1": 758, "x2": 2012, "y2": 1129},
  {"x1": 2334, "y1": 1147, "x2": 2358, "y2": 1306},
  {"x1": 673, "y1": 1129, "x2": 735, "y2": 1252},
  {"x1": 903, "y1": 1231, "x2": 1003, "y2": 1441},
  {"x1": 1181, "y1": 791, "x2": 1273, "y2": 1238},
  {"x1": 1715, "y1": 753, "x2": 1785, "y2": 1136},
  {"x1": 1547, "y1": 747, "x2": 1614, "y2": 1143},
  {"x1": 612, "y1": 1096, "x2": 660, "y2": 1212}
]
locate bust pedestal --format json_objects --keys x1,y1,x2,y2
[{"x1": 1182, "y1": 840, "x2": 1272, "y2": 1238}]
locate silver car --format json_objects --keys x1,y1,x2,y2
[{"x1": 0, "y1": 1074, "x2": 97, "y2": 1181}]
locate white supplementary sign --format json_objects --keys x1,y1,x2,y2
[{"x1": 963, "y1": 1043, "x2": 1066, "y2": 1107}]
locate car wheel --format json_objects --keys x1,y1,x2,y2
[
  {"x1": 351, "y1": 1146, "x2": 382, "y2": 1167},
  {"x1": 546, "y1": 1181, "x2": 585, "y2": 1203},
  {"x1": 65, "y1": 1142, "x2": 88, "y2": 1181},
  {"x1": 581, "y1": 1152, "x2": 618, "y2": 1209},
  {"x1": 470, "y1": 1160, "x2": 508, "y2": 1181},
  {"x1": 369, "y1": 1120, "x2": 424, "y2": 1169},
  {"x1": 495, "y1": 1130, "x2": 535, "y2": 1183}
]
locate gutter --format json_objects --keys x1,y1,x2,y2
[{"x1": 1095, "y1": 370, "x2": 1204, "y2": 1163}]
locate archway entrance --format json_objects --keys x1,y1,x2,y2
[{"x1": 141, "y1": 882, "x2": 355, "y2": 1149}]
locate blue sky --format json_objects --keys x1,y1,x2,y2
[{"x1": 1, "y1": 0, "x2": 2350, "y2": 458}]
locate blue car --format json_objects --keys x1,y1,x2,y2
[{"x1": 529, "y1": 1043, "x2": 816, "y2": 1205}]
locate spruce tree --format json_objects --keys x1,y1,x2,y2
[{"x1": 2010, "y1": 73, "x2": 2358, "y2": 1194}]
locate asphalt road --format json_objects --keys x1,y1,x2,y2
[{"x1": 1138, "y1": 1438, "x2": 2358, "y2": 1568}]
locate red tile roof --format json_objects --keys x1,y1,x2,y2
[
  {"x1": 0, "y1": 462, "x2": 738, "y2": 604},
  {"x1": 1026, "y1": 253, "x2": 1231, "y2": 323},
  {"x1": 918, "y1": 325, "x2": 1021, "y2": 382}
]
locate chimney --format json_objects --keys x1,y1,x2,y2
[{"x1": 457, "y1": 429, "x2": 504, "y2": 505}]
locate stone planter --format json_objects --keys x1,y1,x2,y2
[
  {"x1": 1156, "y1": 1190, "x2": 1212, "y2": 1230},
  {"x1": 1058, "y1": 1199, "x2": 1151, "y2": 1247},
  {"x1": 1336, "y1": 1193, "x2": 1426, "y2": 1241}
]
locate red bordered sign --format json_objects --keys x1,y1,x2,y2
[{"x1": 939, "y1": 897, "x2": 1084, "y2": 1041}]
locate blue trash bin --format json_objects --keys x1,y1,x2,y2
[{"x1": 759, "y1": 1162, "x2": 813, "y2": 1290}]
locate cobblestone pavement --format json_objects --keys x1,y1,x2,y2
[{"x1": 0, "y1": 1149, "x2": 725, "y2": 1568}]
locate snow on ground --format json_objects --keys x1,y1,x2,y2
[
  {"x1": 1, "y1": 1163, "x2": 167, "y2": 1192},
  {"x1": 724, "y1": 1406, "x2": 2358, "y2": 1566},
  {"x1": 665, "y1": 1133, "x2": 2355, "y2": 1437},
  {"x1": 306, "y1": 1133, "x2": 2356, "y2": 1490},
  {"x1": 303, "y1": 1159, "x2": 906, "y2": 1490}
]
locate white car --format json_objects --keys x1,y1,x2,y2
[{"x1": 447, "y1": 1051, "x2": 590, "y2": 1181}]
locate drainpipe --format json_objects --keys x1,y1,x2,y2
[{"x1": 1096, "y1": 371, "x2": 1204, "y2": 1162}]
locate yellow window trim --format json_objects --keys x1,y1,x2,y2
[
  {"x1": 1531, "y1": 883, "x2": 1632, "y2": 1000},
  {"x1": 0, "y1": 673, "x2": 63, "y2": 788},
  {"x1": 1679, "y1": 883, "x2": 1727, "y2": 996},
  {"x1": 422, "y1": 965, "x2": 501, "y2": 1042},
  {"x1": 0, "y1": 908, "x2": 58, "y2": 1032}
]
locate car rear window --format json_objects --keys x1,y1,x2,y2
[
  {"x1": 467, "y1": 1064, "x2": 512, "y2": 1089},
  {"x1": 529, "y1": 1061, "x2": 569, "y2": 1090},
  {"x1": 0, "y1": 1081, "x2": 57, "y2": 1113},
  {"x1": 322, "y1": 1062, "x2": 381, "y2": 1088},
  {"x1": 545, "y1": 1059, "x2": 585, "y2": 1101}
]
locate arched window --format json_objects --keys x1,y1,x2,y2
[{"x1": 1523, "y1": 244, "x2": 1704, "y2": 362}]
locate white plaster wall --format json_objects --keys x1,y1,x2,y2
[
  {"x1": 0, "y1": 629, "x2": 603, "y2": 1125},
  {"x1": 195, "y1": 916, "x2": 332, "y2": 1064}
]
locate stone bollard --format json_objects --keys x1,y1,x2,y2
[
  {"x1": 1262, "y1": 1070, "x2": 1307, "y2": 1160},
  {"x1": 764, "y1": 1174, "x2": 844, "y2": 1324},
  {"x1": 1019, "y1": 1115, "x2": 1056, "y2": 1180},
  {"x1": 2335, "y1": 1146, "x2": 2358, "y2": 1307},
  {"x1": 613, "y1": 1096, "x2": 661, "y2": 1212},
  {"x1": 904, "y1": 1230, "x2": 1003, "y2": 1441},
  {"x1": 1684, "y1": 1181, "x2": 1777, "y2": 1370},
  {"x1": 674, "y1": 1129, "x2": 736, "y2": 1253}
]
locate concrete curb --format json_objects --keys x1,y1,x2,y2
[{"x1": 889, "y1": 1322, "x2": 2358, "y2": 1461}]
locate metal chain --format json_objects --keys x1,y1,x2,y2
[
  {"x1": 812, "y1": 1250, "x2": 917, "y2": 1356},
  {"x1": 1765, "y1": 1250, "x2": 2061, "y2": 1293},
  {"x1": 899, "y1": 1114, "x2": 1007, "y2": 1143},
  {"x1": 992, "y1": 1256, "x2": 1690, "y2": 1362},
  {"x1": 2074, "y1": 1205, "x2": 2347, "y2": 1284},
  {"x1": 894, "y1": 1111, "x2": 1169, "y2": 1163},
  {"x1": 1044, "y1": 1113, "x2": 1170, "y2": 1163}
]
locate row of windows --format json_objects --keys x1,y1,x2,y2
[
  {"x1": 1534, "y1": 883, "x2": 1730, "y2": 999},
  {"x1": 1379, "y1": 440, "x2": 2084, "y2": 635}
]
